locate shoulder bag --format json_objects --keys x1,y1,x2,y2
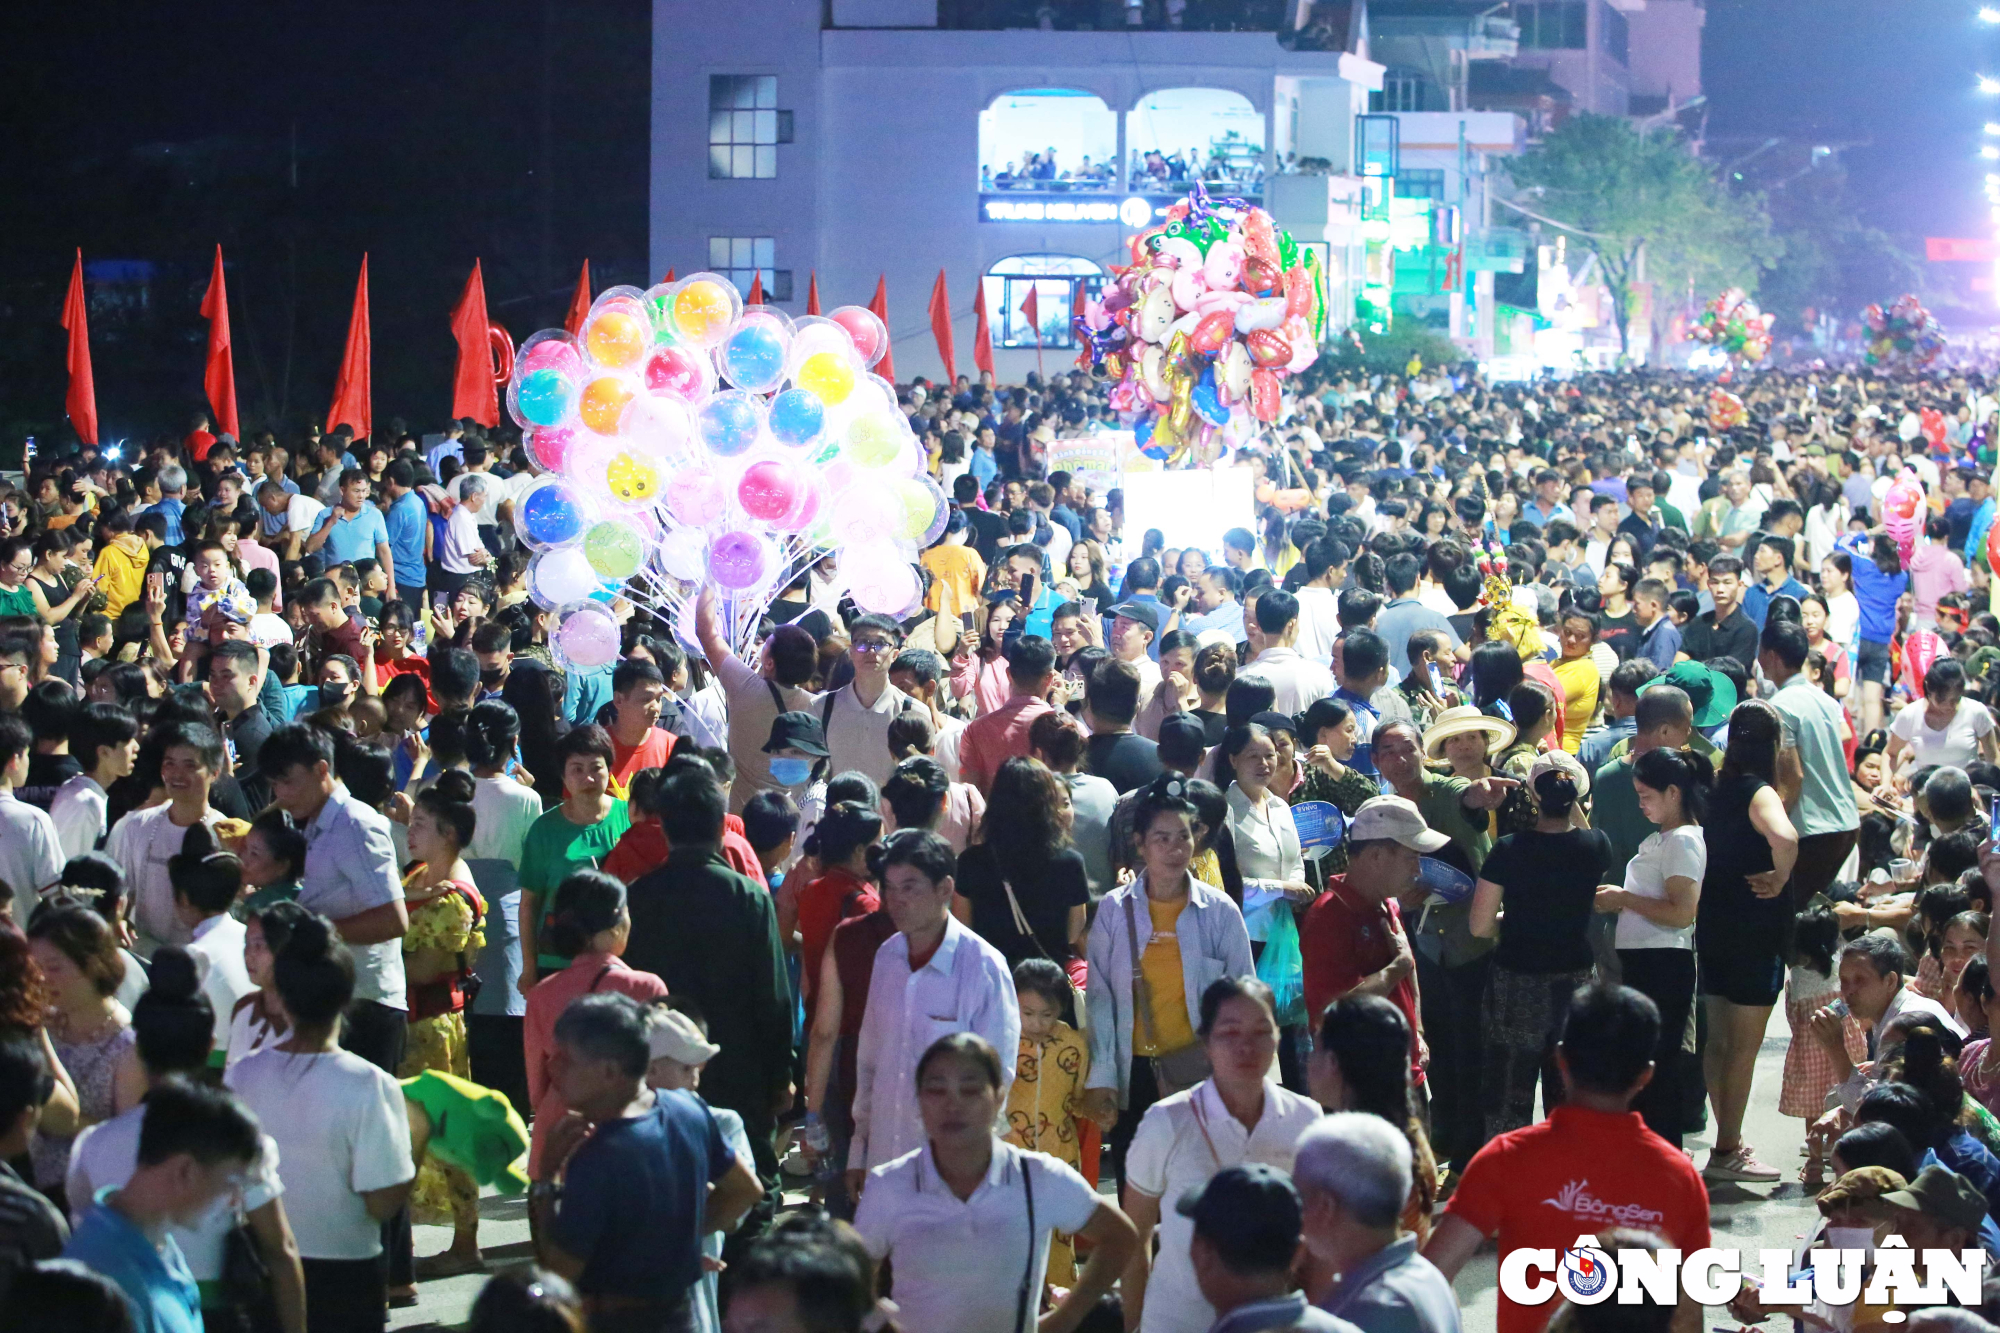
[
  {"x1": 1013, "y1": 1154, "x2": 1039, "y2": 1333},
  {"x1": 1121, "y1": 891, "x2": 1211, "y2": 1096},
  {"x1": 1000, "y1": 874, "x2": 1085, "y2": 1037}
]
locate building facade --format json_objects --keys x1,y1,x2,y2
[{"x1": 650, "y1": 0, "x2": 1383, "y2": 384}]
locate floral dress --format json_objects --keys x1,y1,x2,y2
[
  {"x1": 34, "y1": 1022, "x2": 137, "y2": 1198},
  {"x1": 396, "y1": 875, "x2": 486, "y2": 1229},
  {"x1": 1005, "y1": 1021, "x2": 1090, "y2": 1287}
]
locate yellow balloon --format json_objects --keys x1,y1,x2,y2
[
  {"x1": 844, "y1": 413, "x2": 902, "y2": 469},
  {"x1": 673, "y1": 282, "x2": 733, "y2": 345},
  {"x1": 584, "y1": 309, "x2": 647, "y2": 369},
  {"x1": 605, "y1": 450, "x2": 660, "y2": 504},
  {"x1": 796, "y1": 351, "x2": 856, "y2": 406},
  {"x1": 579, "y1": 377, "x2": 636, "y2": 435},
  {"x1": 890, "y1": 478, "x2": 937, "y2": 542}
]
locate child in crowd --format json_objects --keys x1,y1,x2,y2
[
  {"x1": 740, "y1": 790, "x2": 799, "y2": 893},
  {"x1": 1906, "y1": 886, "x2": 1977, "y2": 1000},
  {"x1": 1005, "y1": 957, "x2": 1091, "y2": 1288},
  {"x1": 1960, "y1": 956, "x2": 2000, "y2": 1114},
  {"x1": 1784, "y1": 902, "x2": 1867, "y2": 1188},
  {"x1": 645, "y1": 1002, "x2": 754, "y2": 1333}
]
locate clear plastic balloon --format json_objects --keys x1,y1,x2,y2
[
  {"x1": 737, "y1": 458, "x2": 808, "y2": 522},
  {"x1": 886, "y1": 475, "x2": 949, "y2": 545},
  {"x1": 717, "y1": 309, "x2": 793, "y2": 394},
  {"x1": 583, "y1": 521, "x2": 645, "y2": 581},
  {"x1": 518, "y1": 331, "x2": 584, "y2": 379},
  {"x1": 603, "y1": 449, "x2": 663, "y2": 507},
  {"x1": 667, "y1": 273, "x2": 742, "y2": 349},
  {"x1": 770, "y1": 472, "x2": 827, "y2": 534},
  {"x1": 582, "y1": 301, "x2": 653, "y2": 372},
  {"x1": 554, "y1": 602, "x2": 622, "y2": 670},
  {"x1": 643, "y1": 343, "x2": 714, "y2": 403},
  {"x1": 794, "y1": 351, "x2": 858, "y2": 407},
  {"x1": 665, "y1": 468, "x2": 728, "y2": 529},
  {"x1": 658, "y1": 526, "x2": 708, "y2": 580},
  {"x1": 845, "y1": 546, "x2": 919, "y2": 614},
  {"x1": 616, "y1": 394, "x2": 695, "y2": 462},
  {"x1": 577, "y1": 375, "x2": 638, "y2": 435},
  {"x1": 829, "y1": 483, "x2": 898, "y2": 547},
  {"x1": 767, "y1": 388, "x2": 826, "y2": 449},
  {"x1": 843, "y1": 411, "x2": 903, "y2": 469},
  {"x1": 827, "y1": 305, "x2": 889, "y2": 367},
  {"x1": 510, "y1": 366, "x2": 577, "y2": 429},
  {"x1": 528, "y1": 424, "x2": 574, "y2": 473},
  {"x1": 514, "y1": 476, "x2": 590, "y2": 552},
  {"x1": 697, "y1": 390, "x2": 768, "y2": 458},
  {"x1": 529, "y1": 547, "x2": 606, "y2": 609},
  {"x1": 707, "y1": 530, "x2": 778, "y2": 592}
]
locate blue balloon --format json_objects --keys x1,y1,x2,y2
[
  {"x1": 698, "y1": 393, "x2": 764, "y2": 458},
  {"x1": 522, "y1": 483, "x2": 585, "y2": 547},
  {"x1": 517, "y1": 369, "x2": 575, "y2": 427},
  {"x1": 1192, "y1": 367, "x2": 1230, "y2": 427},
  {"x1": 768, "y1": 389, "x2": 826, "y2": 448},
  {"x1": 721, "y1": 323, "x2": 787, "y2": 391},
  {"x1": 1135, "y1": 414, "x2": 1170, "y2": 462}
]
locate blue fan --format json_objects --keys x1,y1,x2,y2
[{"x1": 1416, "y1": 857, "x2": 1475, "y2": 905}]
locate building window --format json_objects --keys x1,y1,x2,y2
[
  {"x1": 983, "y1": 255, "x2": 1103, "y2": 350},
  {"x1": 1396, "y1": 168, "x2": 1447, "y2": 202},
  {"x1": 1370, "y1": 67, "x2": 1432, "y2": 113},
  {"x1": 708, "y1": 237, "x2": 793, "y2": 301},
  {"x1": 1602, "y1": 3, "x2": 1628, "y2": 64},
  {"x1": 1514, "y1": 1, "x2": 1586, "y2": 49},
  {"x1": 709, "y1": 75, "x2": 790, "y2": 180}
]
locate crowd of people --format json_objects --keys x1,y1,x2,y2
[{"x1": 5, "y1": 355, "x2": 2000, "y2": 1333}]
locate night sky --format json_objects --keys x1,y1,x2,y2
[{"x1": 0, "y1": 1, "x2": 1980, "y2": 443}]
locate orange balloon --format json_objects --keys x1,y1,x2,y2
[
  {"x1": 579, "y1": 376, "x2": 636, "y2": 435},
  {"x1": 674, "y1": 282, "x2": 734, "y2": 346},
  {"x1": 584, "y1": 309, "x2": 648, "y2": 369}
]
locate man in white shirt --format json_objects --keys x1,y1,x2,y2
[
  {"x1": 1293, "y1": 541, "x2": 1347, "y2": 666},
  {"x1": 1109, "y1": 601, "x2": 1165, "y2": 698},
  {"x1": 848, "y1": 831, "x2": 1019, "y2": 1194},
  {"x1": 1237, "y1": 590, "x2": 1335, "y2": 716},
  {"x1": 51, "y1": 703, "x2": 139, "y2": 863},
  {"x1": 105, "y1": 721, "x2": 228, "y2": 954},
  {"x1": 1817, "y1": 931, "x2": 1963, "y2": 1113},
  {"x1": 821, "y1": 614, "x2": 918, "y2": 790},
  {"x1": 254, "y1": 481, "x2": 328, "y2": 561},
  {"x1": 0, "y1": 717, "x2": 62, "y2": 926}
]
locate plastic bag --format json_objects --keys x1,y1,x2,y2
[{"x1": 1256, "y1": 901, "x2": 1308, "y2": 1029}]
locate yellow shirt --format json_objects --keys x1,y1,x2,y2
[
  {"x1": 1135, "y1": 895, "x2": 1196, "y2": 1055},
  {"x1": 921, "y1": 542, "x2": 986, "y2": 616},
  {"x1": 1552, "y1": 655, "x2": 1599, "y2": 755},
  {"x1": 1005, "y1": 1021, "x2": 1090, "y2": 1166}
]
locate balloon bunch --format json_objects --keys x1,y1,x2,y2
[
  {"x1": 1688, "y1": 288, "x2": 1772, "y2": 364},
  {"x1": 504, "y1": 276, "x2": 944, "y2": 668},
  {"x1": 1077, "y1": 182, "x2": 1326, "y2": 465},
  {"x1": 1706, "y1": 387, "x2": 1746, "y2": 430},
  {"x1": 1881, "y1": 467, "x2": 1926, "y2": 565},
  {"x1": 1862, "y1": 294, "x2": 1945, "y2": 367}
]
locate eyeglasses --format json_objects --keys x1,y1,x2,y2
[{"x1": 852, "y1": 640, "x2": 896, "y2": 654}]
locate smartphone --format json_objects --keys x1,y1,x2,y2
[
  {"x1": 1989, "y1": 794, "x2": 1999, "y2": 834},
  {"x1": 1019, "y1": 571, "x2": 1037, "y2": 608},
  {"x1": 1081, "y1": 596, "x2": 1098, "y2": 619}
]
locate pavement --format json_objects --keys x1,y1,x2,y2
[{"x1": 392, "y1": 1033, "x2": 1818, "y2": 1332}]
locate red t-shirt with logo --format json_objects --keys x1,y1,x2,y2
[
  {"x1": 609, "y1": 728, "x2": 676, "y2": 799},
  {"x1": 1443, "y1": 1105, "x2": 1711, "y2": 1333},
  {"x1": 1298, "y1": 875, "x2": 1420, "y2": 1077}
]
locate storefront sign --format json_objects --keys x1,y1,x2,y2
[{"x1": 978, "y1": 194, "x2": 1180, "y2": 225}]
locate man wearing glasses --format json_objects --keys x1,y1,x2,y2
[{"x1": 820, "y1": 614, "x2": 922, "y2": 790}]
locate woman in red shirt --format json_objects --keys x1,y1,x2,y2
[{"x1": 793, "y1": 803, "x2": 883, "y2": 1020}]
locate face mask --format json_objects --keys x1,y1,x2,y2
[
  {"x1": 769, "y1": 757, "x2": 813, "y2": 787},
  {"x1": 319, "y1": 682, "x2": 352, "y2": 709},
  {"x1": 480, "y1": 667, "x2": 505, "y2": 689}
]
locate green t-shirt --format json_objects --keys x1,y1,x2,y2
[
  {"x1": 520, "y1": 798, "x2": 631, "y2": 970},
  {"x1": 0, "y1": 585, "x2": 36, "y2": 620}
]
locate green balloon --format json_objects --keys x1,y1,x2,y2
[{"x1": 584, "y1": 522, "x2": 643, "y2": 580}]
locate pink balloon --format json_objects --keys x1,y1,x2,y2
[
  {"x1": 773, "y1": 476, "x2": 825, "y2": 533},
  {"x1": 666, "y1": 469, "x2": 727, "y2": 528},
  {"x1": 529, "y1": 425, "x2": 575, "y2": 473},
  {"x1": 737, "y1": 460, "x2": 804, "y2": 522},
  {"x1": 708, "y1": 531, "x2": 771, "y2": 590},
  {"x1": 521, "y1": 340, "x2": 582, "y2": 378},
  {"x1": 644, "y1": 344, "x2": 710, "y2": 402},
  {"x1": 829, "y1": 306, "x2": 885, "y2": 364},
  {"x1": 846, "y1": 546, "x2": 918, "y2": 614}
]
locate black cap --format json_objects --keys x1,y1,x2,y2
[
  {"x1": 763, "y1": 711, "x2": 830, "y2": 757},
  {"x1": 1248, "y1": 711, "x2": 1298, "y2": 737},
  {"x1": 1157, "y1": 713, "x2": 1208, "y2": 768},
  {"x1": 1110, "y1": 601, "x2": 1162, "y2": 635},
  {"x1": 1175, "y1": 1164, "x2": 1304, "y2": 1272}
]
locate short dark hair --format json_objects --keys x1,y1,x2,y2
[
  {"x1": 1846, "y1": 930, "x2": 1909, "y2": 980},
  {"x1": 300, "y1": 576, "x2": 341, "y2": 609},
  {"x1": 740, "y1": 790, "x2": 799, "y2": 855},
  {"x1": 0, "y1": 1029, "x2": 52, "y2": 1131},
  {"x1": 20, "y1": 680, "x2": 78, "y2": 748},
  {"x1": 612, "y1": 657, "x2": 666, "y2": 696},
  {"x1": 1253, "y1": 588, "x2": 1299, "y2": 636},
  {"x1": 1341, "y1": 628, "x2": 1388, "y2": 683},
  {"x1": 656, "y1": 764, "x2": 726, "y2": 845},
  {"x1": 256, "y1": 722, "x2": 334, "y2": 782},
  {"x1": 0, "y1": 714, "x2": 32, "y2": 771},
  {"x1": 1005, "y1": 634, "x2": 1057, "y2": 682},
  {"x1": 1558, "y1": 984, "x2": 1660, "y2": 1095},
  {"x1": 1085, "y1": 658, "x2": 1142, "y2": 725},
  {"x1": 554, "y1": 723, "x2": 616, "y2": 772},
  {"x1": 1761, "y1": 618, "x2": 1810, "y2": 671},
  {"x1": 554, "y1": 992, "x2": 653, "y2": 1079},
  {"x1": 135, "y1": 1077, "x2": 260, "y2": 1169},
  {"x1": 1384, "y1": 553, "x2": 1421, "y2": 596},
  {"x1": 1607, "y1": 657, "x2": 1659, "y2": 701}
]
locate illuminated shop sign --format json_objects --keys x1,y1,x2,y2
[{"x1": 977, "y1": 194, "x2": 1216, "y2": 225}]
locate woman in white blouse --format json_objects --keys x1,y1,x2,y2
[
  {"x1": 1219, "y1": 723, "x2": 1314, "y2": 944},
  {"x1": 462, "y1": 700, "x2": 545, "y2": 1114}
]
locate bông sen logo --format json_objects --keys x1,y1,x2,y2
[{"x1": 1500, "y1": 1234, "x2": 1989, "y2": 1323}]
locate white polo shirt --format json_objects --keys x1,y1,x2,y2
[
  {"x1": 854, "y1": 1141, "x2": 1100, "y2": 1333},
  {"x1": 1125, "y1": 1079, "x2": 1324, "y2": 1333}
]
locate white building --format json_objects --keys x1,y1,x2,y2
[{"x1": 650, "y1": 0, "x2": 1384, "y2": 384}]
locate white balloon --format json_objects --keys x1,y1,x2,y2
[
  {"x1": 658, "y1": 527, "x2": 708, "y2": 580},
  {"x1": 532, "y1": 548, "x2": 604, "y2": 607}
]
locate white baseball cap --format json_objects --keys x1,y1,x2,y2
[
  {"x1": 1348, "y1": 796, "x2": 1450, "y2": 853},
  {"x1": 1529, "y1": 748, "x2": 1591, "y2": 798},
  {"x1": 647, "y1": 1010, "x2": 721, "y2": 1066}
]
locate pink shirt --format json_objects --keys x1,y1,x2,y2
[
  {"x1": 950, "y1": 653, "x2": 1014, "y2": 719},
  {"x1": 957, "y1": 694, "x2": 1053, "y2": 794},
  {"x1": 1909, "y1": 544, "x2": 1970, "y2": 625},
  {"x1": 236, "y1": 540, "x2": 281, "y2": 606},
  {"x1": 522, "y1": 951, "x2": 668, "y2": 1176}
]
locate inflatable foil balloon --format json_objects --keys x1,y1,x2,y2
[
  {"x1": 1863, "y1": 294, "x2": 1946, "y2": 368},
  {"x1": 1688, "y1": 288, "x2": 1772, "y2": 364},
  {"x1": 504, "y1": 274, "x2": 936, "y2": 662},
  {"x1": 1881, "y1": 468, "x2": 1926, "y2": 565},
  {"x1": 1706, "y1": 387, "x2": 1746, "y2": 431},
  {"x1": 1077, "y1": 181, "x2": 1325, "y2": 468}
]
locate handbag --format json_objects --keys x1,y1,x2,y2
[
  {"x1": 220, "y1": 1212, "x2": 279, "y2": 1333},
  {"x1": 1255, "y1": 902, "x2": 1307, "y2": 1029},
  {"x1": 1122, "y1": 892, "x2": 1211, "y2": 1096},
  {"x1": 1000, "y1": 876, "x2": 1086, "y2": 1036}
]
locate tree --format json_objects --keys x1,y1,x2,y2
[{"x1": 1505, "y1": 114, "x2": 1781, "y2": 361}]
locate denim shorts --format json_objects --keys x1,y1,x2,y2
[{"x1": 1856, "y1": 636, "x2": 1892, "y2": 686}]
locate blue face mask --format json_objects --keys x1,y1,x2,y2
[{"x1": 769, "y1": 756, "x2": 814, "y2": 787}]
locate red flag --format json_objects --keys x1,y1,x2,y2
[
  {"x1": 326, "y1": 256, "x2": 372, "y2": 442},
  {"x1": 746, "y1": 270, "x2": 765, "y2": 305},
  {"x1": 868, "y1": 275, "x2": 896, "y2": 382},
  {"x1": 805, "y1": 272, "x2": 821, "y2": 316},
  {"x1": 61, "y1": 250, "x2": 98, "y2": 447},
  {"x1": 927, "y1": 269, "x2": 956, "y2": 385},
  {"x1": 971, "y1": 277, "x2": 994, "y2": 377},
  {"x1": 564, "y1": 260, "x2": 593, "y2": 337},
  {"x1": 662, "y1": 268, "x2": 676, "y2": 284},
  {"x1": 200, "y1": 245, "x2": 239, "y2": 439},
  {"x1": 450, "y1": 259, "x2": 500, "y2": 427},
  {"x1": 1019, "y1": 284, "x2": 1045, "y2": 378}
]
